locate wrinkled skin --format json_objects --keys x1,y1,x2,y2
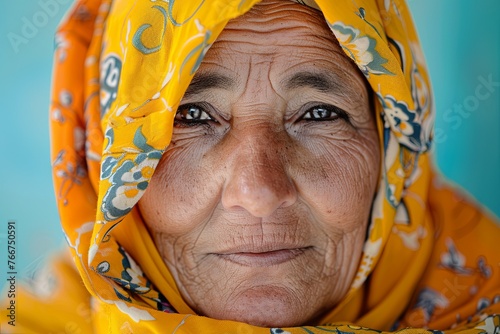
[{"x1": 138, "y1": 0, "x2": 380, "y2": 327}]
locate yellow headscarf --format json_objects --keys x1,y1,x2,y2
[{"x1": 2, "y1": 0, "x2": 499, "y2": 333}]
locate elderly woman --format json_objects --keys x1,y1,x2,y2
[{"x1": 2, "y1": 0, "x2": 499, "y2": 333}]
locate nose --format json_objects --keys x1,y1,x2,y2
[{"x1": 221, "y1": 129, "x2": 297, "y2": 218}]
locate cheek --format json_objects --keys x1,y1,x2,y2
[
  {"x1": 138, "y1": 137, "x2": 222, "y2": 236},
  {"x1": 291, "y1": 127, "x2": 380, "y2": 227}
]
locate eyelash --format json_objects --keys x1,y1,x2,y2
[
  {"x1": 174, "y1": 103, "x2": 348, "y2": 127},
  {"x1": 300, "y1": 104, "x2": 348, "y2": 122},
  {"x1": 174, "y1": 103, "x2": 217, "y2": 127}
]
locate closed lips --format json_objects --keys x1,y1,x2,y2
[{"x1": 214, "y1": 247, "x2": 313, "y2": 267}]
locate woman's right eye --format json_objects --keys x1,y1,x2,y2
[{"x1": 175, "y1": 104, "x2": 216, "y2": 126}]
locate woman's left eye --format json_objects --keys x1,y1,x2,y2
[
  {"x1": 302, "y1": 105, "x2": 345, "y2": 121},
  {"x1": 175, "y1": 104, "x2": 214, "y2": 124}
]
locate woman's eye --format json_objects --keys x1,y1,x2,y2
[
  {"x1": 175, "y1": 104, "x2": 214, "y2": 124},
  {"x1": 302, "y1": 105, "x2": 344, "y2": 121}
]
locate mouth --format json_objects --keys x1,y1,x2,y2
[{"x1": 214, "y1": 247, "x2": 312, "y2": 267}]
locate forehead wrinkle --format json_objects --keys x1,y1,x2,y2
[
  {"x1": 214, "y1": 24, "x2": 335, "y2": 49},
  {"x1": 217, "y1": 1, "x2": 333, "y2": 45},
  {"x1": 231, "y1": 0, "x2": 324, "y2": 29}
]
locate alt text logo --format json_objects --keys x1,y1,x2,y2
[{"x1": 7, "y1": 0, "x2": 71, "y2": 54}]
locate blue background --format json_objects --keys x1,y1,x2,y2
[{"x1": 0, "y1": 1, "x2": 499, "y2": 293}]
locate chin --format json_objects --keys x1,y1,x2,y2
[{"x1": 202, "y1": 285, "x2": 318, "y2": 328}]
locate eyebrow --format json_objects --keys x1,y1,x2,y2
[
  {"x1": 182, "y1": 70, "x2": 355, "y2": 99},
  {"x1": 283, "y1": 71, "x2": 346, "y2": 94},
  {"x1": 182, "y1": 72, "x2": 235, "y2": 99}
]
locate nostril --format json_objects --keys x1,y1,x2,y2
[{"x1": 221, "y1": 172, "x2": 297, "y2": 218}]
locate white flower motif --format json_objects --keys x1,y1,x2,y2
[
  {"x1": 440, "y1": 238, "x2": 474, "y2": 275},
  {"x1": 52, "y1": 108, "x2": 64, "y2": 122},
  {"x1": 112, "y1": 185, "x2": 143, "y2": 212},
  {"x1": 475, "y1": 316, "x2": 500, "y2": 334},
  {"x1": 111, "y1": 157, "x2": 156, "y2": 212},
  {"x1": 392, "y1": 226, "x2": 427, "y2": 251},
  {"x1": 59, "y1": 90, "x2": 73, "y2": 107},
  {"x1": 352, "y1": 238, "x2": 382, "y2": 288},
  {"x1": 330, "y1": 22, "x2": 392, "y2": 76},
  {"x1": 384, "y1": 99, "x2": 414, "y2": 136},
  {"x1": 123, "y1": 251, "x2": 150, "y2": 293},
  {"x1": 378, "y1": 93, "x2": 423, "y2": 152},
  {"x1": 441, "y1": 238, "x2": 465, "y2": 267},
  {"x1": 114, "y1": 300, "x2": 155, "y2": 322},
  {"x1": 334, "y1": 28, "x2": 374, "y2": 71}
]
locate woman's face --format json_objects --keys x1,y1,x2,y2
[{"x1": 138, "y1": 0, "x2": 380, "y2": 327}]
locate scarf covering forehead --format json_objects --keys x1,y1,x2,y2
[{"x1": 37, "y1": 0, "x2": 500, "y2": 332}]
